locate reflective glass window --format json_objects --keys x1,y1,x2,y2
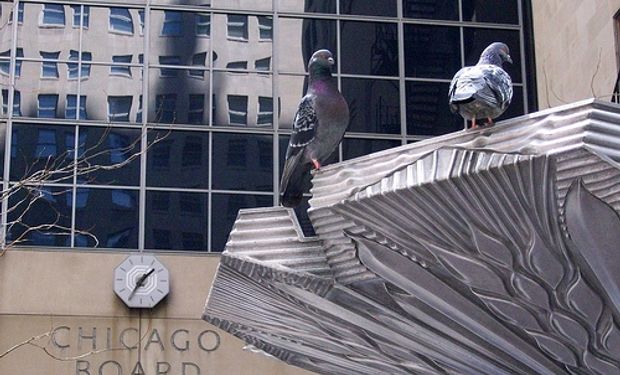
[
  {"x1": 37, "y1": 94, "x2": 58, "y2": 118},
  {"x1": 227, "y1": 95, "x2": 247, "y2": 125},
  {"x1": 406, "y1": 81, "x2": 463, "y2": 135},
  {"x1": 162, "y1": 11, "x2": 183, "y2": 36},
  {"x1": 340, "y1": 0, "x2": 397, "y2": 17},
  {"x1": 343, "y1": 138, "x2": 401, "y2": 160},
  {"x1": 107, "y1": 96, "x2": 133, "y2": 122},
  {"x1": 341, "y1": 21, "x2": 398, "y2": 76},
  {"x1": 227, "y1": 15, "x2": 248, "y2": 40},
  {"x1": 226, "y1": 61, "x2": 247, "y2": 70},
  {"x1": 277, "y1": 0, "x2": 336, "y2": 14},
  {"x1": 2, "y1": 89, "x2": 21, "y2": 116},
  {"x1": 255, "y1": 57, "x2": 270, "y2": 71},
  {"x1": 188, "y1": 94, "x2": 205, "y2": 124},
  {"x1": 342, "y1": 78, "x2": 400, "y2": 134},
  {"x1": 159, "y1": 56, "x2": 181, "y2": 77},
  {"x1": 41, "y1": 4, "x2": 65, "y2": 26},
  {"x1": 403, "y1": 0, "x2": 459, "y2": 20},
  {"x1": 154, "y1": 94, "x2": 177, "y2": 124},
  {"x1": 111, "y1": 55, "x2": 132, "y2": 77},
  {"x1": 40, "y1": 51, "x2": 60, "y2": 78},
  {"x1": 212, "y1": 133, "x2": 273, "y2": 192},
  {"x1": 0, "y1": 48, "x2": 23, "y2": 76},
  {"x1": 67, "y1": 50, "x2": 92, "y2": 80},
  {"x1": 404, "y1": 24, "x2": 461, "y2": 79},
  {"x1": 278, "y1": 18, "x2": 336, "y2": 73},
  {"x1": 109, "y1": 8, "x2": 134, "y2": 35},
  {"x1": 212, "y1": 72, "x2": 272, "y2": 127},
  {"x1": 74, "y1": 188, "x2": 139, "y2": 248},
  {"x1": 258, "y1": 16, "x2": 273, "y2": 40},
  {"x1": 138, "y1": 10, "x2": 145, "y2": 35},
  {"x1": 147, "y1": 130, "x2": 209, "y2": 188},
  {"x1": 211, "y1": 193, "x2": 272, "y2": 252},
  {"x1": 195, "y1": 14, "x2": 210, "y2": 37},
  {"x1": 8, "y1": 2, "x2": 24, "y2": 24},
  {"x1": 66, "y1": 95, "x2": 87, "y2": 120},
  {"x1": 257, "y1": 97, "x2": 273, "y2": 126},
  {"x1": 462, "y1": 0, "x2": 519, "y2": 24},
  {"x1": 71, "y1": 5, "x2": 89, "y2": 28}
]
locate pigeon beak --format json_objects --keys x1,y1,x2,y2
[
  {"x1": 506, "y1": 54, "x2": 513, "y2": 64},
  {"x1": 327, "y1": 57, "x2": 335, "y2": 65}
]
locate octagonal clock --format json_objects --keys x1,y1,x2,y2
[{"x1": 114, "y1": 254, "x2": 170, "y2": 308}]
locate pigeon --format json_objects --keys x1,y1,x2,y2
[
  {"x1": 280, "y1": 49, "x2": 350, "y2": 208},
  {"x1": 449, "y1": 42, "x2": 513, "y2": 128}
]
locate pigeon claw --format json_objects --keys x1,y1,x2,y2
[
  {"x1": 312, "y1": 159, "x2": 321, "y2": 170},
  {"x1": 471, "y1": 118, "x2": 478, "y2": 129},
  {"x1": 486, "y1": 117, "x2": 494, "y2": 126}
]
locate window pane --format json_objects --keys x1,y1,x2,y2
[
  {"x1": 147, "y1": 130, "x2": 209, "y2": 188},
  {"x1": 403, "y1": 0, "x2": 459, "y2": 20},
  {"x1": 148, "y1": 69, "x2": 210, "y2": 125},
  {"x1": 150, "y1": 11, "x2": 210, "y2": 67},
  {"x1": 341, "y1": 21, "x2": 398, "y2": 76},
  {"x1": 40, "y1": 51, "x2": 60, "y2": 78},
  {"x1": 74, "y1": 188, "x2": 139, "y2": 248},
  {"x1": 212, "y1": 133, "x2": 273, "y2": 192},
  {"x1": 65, "y1": 94, "x2": 87, "y2": 120},
  {"x1": 342, "y1": 78, "x2": 400, "y2": 134},
  {"x1": 19, "y1": 4, "x2": 78, "y2": 59},
  {"x1": 10, "y1": 124, "x2": 75, "y2": 182},
  {"x1": 404, "y1": 24, "x2": 461, "y2": 79},
  {"x1": 212, "y1": 15, "x2": 272, "y2": 71},
  {"x1": 406, "y1": 81, "x2": 464, "y2": 135},
  {"x1": 111, "y1": 55, "x2": 132, "y2": 77},
  {"x1": 42, "y1": 4, "x2": 66, "y2": 26},
  {"x1": 211, "y1": 193, "x2": 272, "y2": 252},
  {"x1": 82, "y1": 7, "x2": 143, "y2": 57},
  {"x1": 277, "y1": 0, "x2": 336, "y2": 13},
  {"x1": 37, "y1": 94, "x2": 59, "y2": 118},
  {"x1": 278, "y1": 18, "x2": 336, "y2": 73},
  {"x1": 14, "y1": 63, "x2": 78, "y2": 118},
  {"x1": 7, "y1": 186, "x2": 72, "y2": 247},
  {"x1": 463, "y1": 27, "x2": 523, "y2": 83},
  {"x1": 109, "y1": 8, "x2": 134, "y2": 34},
  {"x1": 258, "y1": 16, "x2": 273, "y2": 40},
  {"x1": 162, "y1": 11, "x2": 183, "y2": 36},
  {"x1": 340, "y1": 0, "x2": 397, "y2": 17},
  {"x1": 195, "y1": 13, "x2": 210, "y2": 37},
  {"x1": 227, "y1": 14, "x2": 248, "y2": 40},
  {"x1": 71, "y1": 5, "x2": 90, "y2": 28},
  {"x1": 343, "y1": 138, "x2": 401, "y2": 160},
  {"x1": 462, "y1": 0, "x2": 519, "y2": 24},
  {"x1": 107, "y1": 96, "x2": 133, "y2": 122},
  {"x1": 77, "y1": 127, "x2": 141, "y2": 186},
  {"x1": 146, "y1": 191, "x2": 208, "y2": 251},
  {"x1": 212, "y1": 72, "x2": 272, "y2": 127}
]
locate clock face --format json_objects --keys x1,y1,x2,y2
[{"x1": 114, "y1": 254, "x2": 170, "y2": 308}]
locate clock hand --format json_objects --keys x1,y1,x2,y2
[{"x1": 128, "y1": 268, "x2": 155, "y2": 299}]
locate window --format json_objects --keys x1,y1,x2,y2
[
  {"x1": 151, "y1": 140, "x2": 171, "y2": 168},
  {"x1": 9, "y1": 2, "x2": 24, "y2": 24},
  {"x1": 1, "y1": 48, "x2": 23, "y2": 77},
  {"x1": 162, "y1": 11, "x2": 182, "y2": 36},
  {"x1": 107, "y1": 96, "x2": 132, "y2": 122},
  {"x1": 196, "y1": 14, "x2": 210, "y2": 36},
  {"x1": 227, "y1": 15, "x2": 248, "y2": 40},
  {"x1": 182, "y1": 138, "x2": 202, "y2": 166},
  {"x1": 2, "y1": 89, "x2": 21, "y2": 116},
  {"x1": 111, "y1": 55, "x2": 132, "y2": 77},
  {"x1": 155, "y1": 94, "x2": 177, "y2": 123},
  {"x1": 41, "y1": 4, "x2": 65, "y2": 26},
  {"x1": 226, "y1": 61, "x2": 247, "y2": 70},
  {"x1": 159, "y1": 56, "x2": 181, "y2": 77},
  {"x1": 255, "y1": 57, "x2": 271, "y2": 71},
  {"x1": 68, "y1": 50, "x2": 92, "y2": 79},
  {"x1": 181, "y1": 232, "x2": 204, "y2": 250},
  {"x1": 227, "y1": 95, "x2": 248, "y2": 125},
  {"x1": 257, "y1": 16, "x2": 273, "y2": 40},
  {"x1": 109, "y1": 133, "x2": 131, "y2": 163},
  {"x1": 37, "y1": 94, "x2": 58, "y2": 118},
  {"x1": 71, "y1": 5, "x2": 89, "y2": 28},
  {"x1": 109, "y1": 8, "x2": 133, "y2": 34},
  {"x1": 138, "y1": 10, "x2": 144, "y2": 35},
  {"x1": 40, "y1": 51, "x2": 60, "y2": 78},
  {"x1": 188, "y1": 94, "x2": 204, "y2": 124},
  {"x1": 226, "y1": 139, "x2": 247, "y2": 167},
  {"x1": 66, "y1": 95, "x2": 87, "y2": 119},
  {"x1": 36, "y1": 129, "x2": 57, "y2": 158},
  {"x1": 65, "y1": 131, "x2": 87, "y2": 160},
  {"x1": 136, "y1": 95, "x2": 143, "y2": 123},
  {"x1": 257, "y1": 97, "x2": 273, "y2": 126},
  {"x1": 190, "y1": 53, "x2": 206, "y2": 78}
]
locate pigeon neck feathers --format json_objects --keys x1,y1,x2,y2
[
  {"x1": 309, "y1": 66, "x2": 337, "y2": 94},
  {"x1": 478, "y1": 52, "x2": 504, "y2": 67}
]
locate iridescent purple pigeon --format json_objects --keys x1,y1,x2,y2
[
  {"x1": 449, "y1": 42, "x2": 513, "y2": 128},
  {"x1": 280, "y1": 49, "x2": 350, "y2": 208}
]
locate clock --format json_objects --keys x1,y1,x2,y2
[{"x1": 114, "y1": 254, "x2": 170, "y2": 308}]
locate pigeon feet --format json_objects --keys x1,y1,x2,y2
[
  {"x1": 471, "y1": 118, "x2": 478, "y2": 129},
  {"x1": 486, "y1": 117, "x2": 494, "y2": 126},
  {"x1": 312, "y1": 159, "x2": 321, "y2": 170}
]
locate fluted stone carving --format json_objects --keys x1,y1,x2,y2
[{"x1": 203, "y1": 100, "x2": 620, "y2": 374}]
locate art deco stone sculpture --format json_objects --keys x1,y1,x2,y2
[{"x1": 204, "y1": 100, "x2": 620, "y2": 374}]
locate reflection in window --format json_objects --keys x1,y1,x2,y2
[
  {"x1": 37, "y1": 94, "x2": 58, "y2": 118},
  {"x1": 151, "y1": 192, "x2": 170, "y2": 211},
  {"x1": 108, "y1": 133, "x2": 131, "y2": 163},
  {"x1": 196, "y1": 14, "x2": 210, "y2": 36},
  {"x1": 151, "y1": 140, "x2": 171, "y2": 168},
  {"x1": 180, "y1": 193, "x2": 202, "y2": 214},
  {"x1": 159, "y1": 56, "x2": 181, "y2": 77},
  {"x1": 226, "y1": 61, "x2": 247, "y2": 70},
  {"x1": 182, "y1": 232, "x2": 204, "y2": 250},
  {"x1": 403, "y1": 0, "x2": 458, "y2": 20},
  {"x1": 41, "y1": 4, "x2": 65, "y2": 26},
  {"x1": 182, "y1": 137, "x2": 202, "y2": 166},
  {"x1": 227, "y1": 15, "x2": 248, "y2": 40},
  {"x1": 138, "y1": 10, "x2": 145, "y2": 35},
  {"x1": 2, "y1": 89, "x2": 21, "y2": 116},
  {"x1": 152, "y1": 230, "x2": 172, "y2": 249},
  {"x1": 65, "y1": 131, "x2": 86, "y2": 160},
  {"x1": 0, "y1": 48, "x2": 23, "y2": 76},
  {"x1": 36, "y1": 129, "x2": 57, "y2": 158},
  {"x1": 257, "y1": 97, "x2": 273, "y2": 126},
  {"x1": 71, "y1": 5, "x2": 89, "y2": 28},
  {"x1": 73, "y1": 189, "x2": 89, "y2": 208},
  {"x1": 112, "y1": 190, "x2": 134, "y2": 209},
  {"x1": 226, "y1": 139, "x2": 246, "y2": 167},
  {"x1": 109, "y1": 8, "x2": 133, "y2": 34},
  {"x1": 190, "y1": 52, "x2": 206, "y2": 78},
  {"x1": 106, "y1": 228, "x2": 132, "y2": 248},
  {"x1": 162, "y1": 11, "x2": 182, "y2": 36},
  {"x1": 40, "y1": 51, "x2": 60, "y2": 78},
  {"x1": 8, "y1": 2, "x2": 24, "y2": 24},
  {"x1": 188, "y1": 94, "x2": 204, "y2": 124},
  {"x1": 107, "y1": 96, "x2": 132, "y2": 122},
  {"x1": 68, "y1": 50, "x2": 92, "y2": 79},
  {"x1": 341, "y1": 20, "x2": 398, "y2": 76},
  {"x1": 227, "y1": 95, "x2": 248, "y2": 125},
  {"x1": 255, "y1": 57, "x2": 270, "y2": 71},
  {"x1": 136, "y1": 95, "x2": 143, "y2": 123},
  {"x1": 258, "y1": 16, "x2": 273, "y2": 40},
  {"x1": 66, "y1": 95, "x2": 87, "y2": 120},
  {"x1": 155, "y1": 94, "x2": 177, "y2": 123},
  {"x1": 111, "y1": 55, "x2": 132, "y2": 77}
]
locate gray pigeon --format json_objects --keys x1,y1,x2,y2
[
  {"x1": 449, "y1": 42, "x2": 513, "y2": 128},
  {"x1": 280, "y1": 49, "x2": 350, "y2": 208}
]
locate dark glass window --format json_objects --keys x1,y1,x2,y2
[
  {"x1": 340, "y1": 0, "x2": 397, "y2": 17},
  {"x1": 227, "y1": 15, "x2": 248, "y2": 40},
  {"x1": 68, "y1": 50, "x2": 91, "y2": 79},
  {"x1": 108, "y1": 96, "x2": 133, "y2": 122},
  {"x1": 8, "y1": 2, "x2": 24, "y2": 24},
  {"x1": 462, "y1": 0, "x2": 519, "y2": 24},
  {"x1": 65, "y1": 95, "x2": 87, "y2": 120},
  {"x1": 147, "y1": 130, "x2": 209, "y2": 188},
  {"x1": 341, "y1": 21, "x2": 398, "y2": 76},
  {"x1": 403, "y1": 0, "x2": 459, "y2": 20},
  {"x1": 278, "y1": 18, "x2": 337, "y2": 73},
  {"x1": 255, "y1": 57, "x2": 271, "y2": 71},
  {"x1": 155, "y1": 94, "x2": 177, "y2": 123},
  {"x1": 188, "y1": 94, "x2": 205, "y2": 124},
  {"x1": 1, "y1": 48, "x2": 24, "y2": 77},
  {"x1": 74, "y1": 188, "x2": 139, "y2": 248},
  {"x1": 195, "y1": 14, "x2": 210, "y2": 36},
  {"x1": 162, "y1": 11, "x2": 183, "y2": 36},
  {"x1": 41, "y1": 4, "x2": 65, "y2": 26},
  {"x1": 211, "y1": 193, "x2": 272, "y2": 251},
  {"x1": 342, "y1": 78, "x2": 400, "y2": 134},
  {"x1": 227, "y1": 95, "x2": 248, "y2": 125},
  {"x1": 111, "y1": 55, "x2": 132, "y2": 76},
  {"x1": 109, "y1": 8, "x2": 134, "y2": 34},
  {"x1": 258, "y1": 16, "x2": 273, "y2": 40},
  {"x1": 463, "y1": 27, "x2": 522, "y2": 83},
  {"x1": 226, "y1": 61, "x2": 248, "y2": 70},
  {"x1": 343, "y1": 138, "x2": 401, "y2": 160},
  {"x1": 40, "y1": 51, "x2": 60, "y2": 78},
  {"x1": 159, "y1": 56, "x2": 181, "y2": 77},
  {"x1": 37, "y1": 94, "x2": 58, "y2": 118},
  {"x1": 2, "y1": 89, "x2": 21, "y2": 117},
  {"x1": 278, "y1": 0, "x2": 336, "y2": 14},
  {"x1": 212, "y1": 133, "x2": 273, "y2": 192},
  {"x1": 71, "y1": 5, "x2": 89, "y2": 28},
  {"x1": 404, "y1": 24, "x2": 461, "y2": 79},
  {"x1": 406, "y1": 81, "x2": 464, "y2": 135},
  {"x1": 257, "y1": 97, "x2": 273, "y2": 126}
]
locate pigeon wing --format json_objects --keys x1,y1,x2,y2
[{"x1": 286, "y1": 95, "x2": 318, "y2": 159}]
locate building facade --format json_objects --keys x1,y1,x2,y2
[{"x1": 0, "y1": 0, "x2": 544, "y2": 374}]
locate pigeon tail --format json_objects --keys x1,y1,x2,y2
[{"x1": 280, "y1": 152, "x2": 310, "y2": 208}]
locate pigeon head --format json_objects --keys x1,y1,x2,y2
[
  {"x1": 308, "y1": 49, "x2": 335, "y2": 80},
  {"x1": 478, "y1": 42, "x2": 513, "y2": 66}
]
